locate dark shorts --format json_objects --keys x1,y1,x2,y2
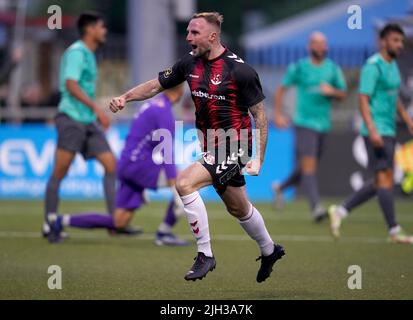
[
  {"x1": 199, "y1": 147, "x2": 249, "y2": 195},
  {"x1": 116, "y1": 161, "x2": 176, "y2": 210},
  {"x1": 116, "y1": 178, "x2": 146, "y2": 211},
  {"x1": 364, "y1": 136, "x2": 395, "y2": 172},
  {"x1": 55, "y1": 112, "x2": 111, "y2": 159},
  {"x1": 295, "y1": 126, "x2": 326, "y2": 159}
]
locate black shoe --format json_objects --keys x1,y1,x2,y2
[
  {"x1": 184, "y1": 252, "x2": 216, "y2": 281},
  {"x1": 313, "y1": 206, "x2": 328, "y2": 223},
  {"x1": 256, "y1": 244, "x2": 285, "y2": 283},
  {"x1": 42, "y1": 222, "x2": 70, "y2": 240},
  {"x1": 47, "y1": 216, "x2": 64, "y2": 244},
  {"x1": 313, "y1": 212, "x2": 328, "y2": 223},
  {"x1": 108, "y1": 226, "x2": 144, "y2": 236}
]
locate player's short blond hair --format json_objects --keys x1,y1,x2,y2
[{"x1": 192, "y1": 12, "x2": 223, "y2": 30}]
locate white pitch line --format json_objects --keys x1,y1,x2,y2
[{"x1": 0, "y1": 230, "x2": 390, "y2": 244}]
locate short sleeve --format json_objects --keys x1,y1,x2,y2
[
  {"x1": 282, "y1": 62, "x2": 298, "y2": 87},
  {"x1": 63, "y1": 49, "x2": 84, "y2": 82},
  {"x1": 359, "y1": 63, "x2": 379, "y2": 96},
  {"x1": 236, "y1": 64, "x2": 265, "y2": 107},
  {"x1": 158, "y1": 59, "x2": 187, "y2": 89},
  {"x1": 333, "y1": 65, "x2": 347, "y2": 90}
]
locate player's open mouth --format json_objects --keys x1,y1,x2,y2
[{"x1": 191, "y1": 45, "x2": 198, "y2": 50}]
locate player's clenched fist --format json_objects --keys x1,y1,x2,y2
[
  {"x1": 109, "y1": 96, "x2": 126, "y2": 113},
  {"x1": 245, "y1": 159, "x2": 262, "y2": 176}
]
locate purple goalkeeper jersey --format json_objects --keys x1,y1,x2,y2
[{"x1": 117, "y1": 93, "x2": 176, "y2": 189}]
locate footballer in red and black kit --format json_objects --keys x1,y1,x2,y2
[{"x1": 158, "y1": 48, "x2": 265, "y2": 194}]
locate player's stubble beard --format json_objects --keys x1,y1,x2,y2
[
  {"x1": 193, "y1": 43, "x2": 212, "y2": 59},
  {"x1": 386, "y1": 48, "x2": 399, "y2": 59},
  {"x1": 310, "y1": 50, "x2": 327, "y2": 61}
]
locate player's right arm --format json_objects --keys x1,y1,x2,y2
[
  {"x1": 66, "y1": 81, "x2": 109, "y2": 129},
  {"x1": 109, "y1": 78, "x2": 163, "y2": 113},
  {"x1": 274, "y1": 62, "x2": 297, "y2": 128},
  {"x1": 110, "y1": 56, "x2": 189, "y2": 113},
  {"x1": 359, "y1": 94, "x2": 383, "y2": 148},
  {"x1": 64, "y1": 50, "x2": 109, "y2": 129},
  {"x1": 273, "y1": 86, "x2": 289, "y2": 128},
  {"x1": 359, "y1": 62, "x2": 383, "y2": 148}
]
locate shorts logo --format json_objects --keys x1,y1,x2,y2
[
  {"x1": 215, "y1": 149, "x2": 245, "y2": 174},
  {"x1": 163, "y1": 68, "x2": 172, "y2": 78},
  {"x1": 203, "y1": 152, "x2": 215, "y2": 165},
  {"x1": 211, "y1": 74, "x2": 222, "y2": 85}
]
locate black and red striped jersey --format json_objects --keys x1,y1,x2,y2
[{"x1": 158, "y1": 48, "x2": 265, "y2": 153}]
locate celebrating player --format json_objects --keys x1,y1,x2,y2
[
  {"x1": 108, "y1": 12, "x2": 285, "y2": 282},
  {"x1": 272, "y1": 31, "x2": 347, "y2": 221},
  {"x1": 328, "y1": 24, "x2": 413, "y2": 243},
  {"x1": 47, "y1": 85, "x2": 189, "y2": 246}
]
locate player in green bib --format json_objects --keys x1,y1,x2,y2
[
  {"x1": 272, "y1": 32, "x2": 347, "y2": 221},
  {"x1": 329, "y1": 24, "x2": 413, "y2": 244},
  {"x1": 43, "y1": 12, "x2": 121, "y2": 242}
]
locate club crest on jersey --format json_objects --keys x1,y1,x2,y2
[
  {"x1": 203, "y1": 152, "x2": 215, "y2": 165},
  {"x1": 211, "y1": 74, "x2": 222, "y2": 85},
  {"x1": 163, "y1": 68, "x2": 172, "y2": 78}
]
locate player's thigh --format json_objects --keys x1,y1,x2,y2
[
  {"x1": 51, "y1": 148, "x2": 76, "y2": 179},
  {"x1": 176, "y1": 162, "x2": 212, "y2": 195},
  {"x1": 295, "y1": 126, "x2": 318, "y2": 173},
  {"x1": 366, "y1": 136, "x2": 395, "y2": 188},
  {"x1": 55, "y1": 112, "x2": 86, "y2": 155},
  {"x1": 113, "y1": 208, "x2": 134, "y2": 229},
  {"x1": 95, "y1": 151, "x2": 116, "y2": 173},
  {"x1": 84, "y1": 122, "x2": 113, "y2": 168},
  {"x1": 220, "y1": 186, "x2": 250, "y2": 218}
]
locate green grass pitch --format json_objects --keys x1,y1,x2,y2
[{"x1": 0, "y1": 198, "x2": 412, "y2": 299}]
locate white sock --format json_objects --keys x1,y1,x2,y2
[
  {"x1": 337, "y1": 205, "x2": 348, "y2": 218},
  {"x1": 181, "y1": 191, "x2": 213, "y2": 257},
  {"x1": 172, "y1": 186, "x2": 185, "y2": 218},
  {"x1": 389, "y1": 225, "x2": 401, "y2": 236},
  {"x1": 239, "y1": 204, "x2": 274, "y2": 256},
  {"x1": 62, "y1": 214, "x2": 70, "y2": 227},
  {"x1": 157, "y1": 222, "x2": 172, "y2": 234}
]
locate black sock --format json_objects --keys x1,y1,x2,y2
[
  {"x1": 343, "y1": 180, "x2": 376, "y2": 212},
  {"x1": 302, "y1": 173, "x2": 319, "y2": 211},
  {"x1": 280, "y1": 167, "x2": 302, "y2": 190},
  {"x1": 45, "y1": 176, "x2": 61, "y2": 220},
  {"x1": 104, "y1": 172, "x2": 116, "y2": 215},
  {"x1": 377, "y1": 188, "x2": 397, "y2": 229}
]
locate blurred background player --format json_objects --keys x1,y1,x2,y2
[
  {"x1": 272, "y1": 31, "x2": 347, "y2": 222},
  {"x1": 48, "y1": 85, "x2": 189, "y2": 246},
  {"x1": 329, "y1": 24, "x2": 413, "y2": 244},
  {"x1": 44, "y1": 12, "x2": 119, "y2": 239}
]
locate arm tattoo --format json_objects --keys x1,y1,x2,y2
[{"x1": 249, "y1": 101, "x2": 268, "y2": 164}]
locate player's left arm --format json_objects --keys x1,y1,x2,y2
[
  {"x1": 247, "y1": 101, "x2": 268, "y2": 175},
  {"x1": 320, "y1": 83, "x2": 347, "y2": 100},
  {"x1": 397, "y1": 97, "x2": 413, "y2": 135}
]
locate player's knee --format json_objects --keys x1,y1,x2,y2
[
  {"x1": 301, "y1": 157, "x2": 317, "y2": 174},
  {"x1": 52, "y1": 166, "x2": 69, "y2": 180},
  {"x1": 114, "y1": 212, "x2": 129, "y2": 229},
  {"x1": 376, "y1": 170, "x2": 394, "y2": 188},
  {"x1": 225, "y1": 203, "x2": 248, "y2": 218},
  {"x1": 104, "y1": 157, "x2": 117, "y2": 174},
  {"x1": 175, "y1": 174, "x2": 194, "y2": 196}
]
